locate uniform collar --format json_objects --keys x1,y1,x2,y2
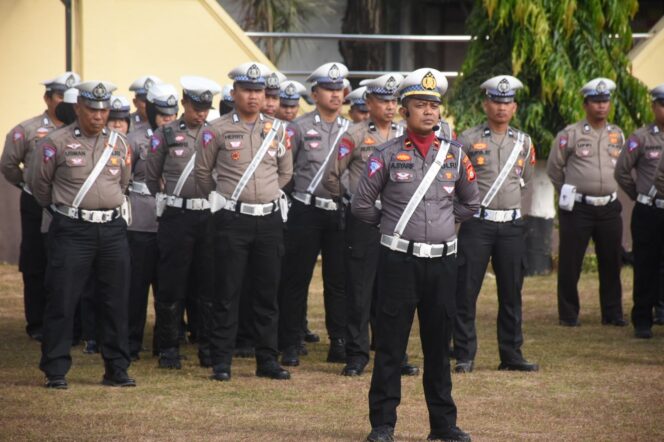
[
  {"x1": 314, "y1": 111, "x2": 343, "y2": 127},
  {"x1": 650, "y1": 123, "x2": 661, "y2": 135},
  {"x1": 72, "y1": 126, "x2": 107, "y2": 138},
  {"x1": 483, "y1": 125, "x2": 514, "y2": 138}
]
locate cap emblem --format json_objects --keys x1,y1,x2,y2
[
  {"x1": 328, "y1": 64, "x2": 340, "y2": 81},
  {"x1": 596, "y1": 81, "x2": 607, "y2": 93},
  {"x1": 285, "y1": 83, "x2": 296, "y2": 96},
  {"x1": 267, "y1": 74, "x2": 279, "y2": 88},
  {"x1": 144, "y1": 78, "x2": 154, "y2": 91},
  {"x1": 497, "y1": 78, "x2": 510, "y2": 94},
  {"x1": 421, "y1": 72, "x2": 437, "y2": 90},
  {"x1": 385, "y1": 76, "x2": 397, "y2": 93},
  {"x1": 247, "y1": 64, "x2": 260, "y2": 81},
  {"x1": 167, "y1": 95, "x2": 177, "y2": 106},
  {"x1": 93, "y1": 83, "x2": 107, "y2": 99},
  {"x1": 201, "y1": 91, "x2": 213, "y2": 102},
  {"x1": 65, "y1": 74, "x2": 76, "y2": 88},
  {"x1": 112, "y1": 99, "x2": 122, "y2": 110}
]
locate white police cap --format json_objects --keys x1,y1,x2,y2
[
  {"x1": 480, "y1": 75, "x2": 523, "y2": 102},
  {"x1": 148, "y1": 83, "x2": 180, "y2": 115},
  {"x1": 346, "y1": 86, "x2": 368, "y2": 111},
  {"x1": 228, "y1": 62, "x2": 271, "y2": 89},
  {"x1": 364, "y1": 73, "x2": 403, "y2": 100},
  {"x1": 41, "y1": 72, "x2": 81, "y2": 92},
  {"x1": 581, "y1": 77, "x2": 616, "y2": 101},
  {"x1": 649, "y1": 83, "x2": 664, "y2": 102},
  {"x1": 129, "y1": 75, "x2": 162, "y2": 96},
  {"x1": 266, "y1": 71, "x2": 288, "y2": 95},
  {"x1": 180, "y1": 76, "x2": 221, "y2": 109},
  {"x1": 63, "y1": 88, "x2": 79, "y2": 104},
  {"x1": 307, "y1": 62, "x2": 349, "y2": 90},
  {"x1": 75, "y1": 80, "x2": 117, "y2": 109},
  {"x1": 398, "y1": 68, "x2": 448, "y2": 102},
  {"x1": 279, "y1": 80, "x2": 306, "y2": 106},
  {"x1": 109, "y1": 95, "x2": 131, "y2": 119},
  {"x1": 222, "y1": 84, "x2": 234, "y2": 103}
]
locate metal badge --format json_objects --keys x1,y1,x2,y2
[
  {"x1": 247, "y1": 64, "x2": 260, "y2": 80},
  {"x1": 112, "y1": 98, "x2": 122, "y2": 110},
  {"x1": 144, "y1": 78, "x2": 154, "y2": 91},
  {"x1": 285, "y1": 83, "x2": 296, "y2": 96},
  {"x1": 93, "y1": 83, "x2": 107, "y2": 99},
  {"x1": 267, "y1": 74, "x2": 279, "y2": 89},
  {"x1": 497, "y1": 78, "x2": 510, "y2": 94},
  {"x1": 65, "y1": 74, "x2": 75, "y2": 88},
  {"x1": 421, "y1": 72, "x2": 437, "y2": 90},
  {"x1": 596, "y1": 81, "x2": 607, "y2": 94},
  {"x1": 328, "y1": 64, "x2": 340, "y2": 81},
  {"x1": 201, "y1": 91, "x2": 213, "y2": 103},
  {"x1": 385, "y1": 76, "x2": 397, "y2": 93},
  {"x1": 167, "y1": 95, "x2": 177, "y2": 106}
]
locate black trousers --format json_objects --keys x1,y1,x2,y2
[
  {"x1": 557, "y1": 199, "x2": 623, "y2": 322},
  {"x1": 278, "y1": 200, "x2": 346, "y2": 349},
  {"x1": 369, "y1": 248, "x2": 457, "y2": 433},
  {"x1": 209, "y1": 210, "x2": 284, "y2": 368},
  {"x1": 453, "y1": 217, "x2": 526, "y2": 363},
  {"x1": 155, "y1": 207, "x2": 213, "y2": 352},
  {"x1": 79, "y1": 277, "x2": 97, "y2": 342},
  {"x1": 19, "y1": 191, "x2": 48, "y2": 336},
  {"x1": 344, "y1": 209, "x2": 381, "y2": 366},
  {"x1": 630, "y1": 204, "x2": 664, "y2": 329},
  {"x1": 127, "y1": 231, "x2": 159, "y2": 356},
  {"x1": 235, "y1": 273, "x2": 255, "y2": 348},
  {"x1": 40, "y1": 214, "x2": 130, "y2": 378}
]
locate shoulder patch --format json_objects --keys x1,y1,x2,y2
[
  {"x1": 338, "y1": 136, "x2": 355, "y2": 160},
  {"x1": 367, "y1": 157, "x2": 384, "y2": 177},
  {"x1": 627, "y1": 137, "x2": 639, "y2": 152},
  {"x1": 43, "y1": 145, "x2": 56, "y2": 162},
  {"x1": 559, "y1": 135, "x2": 568, "y2": 149},
  {"x1": 202, "y1": 130, "x2": 215, "y2": 148},
  {"x1": 12, "y1": 129, "x2": 24, "y2": 142},
  {"x1": 150, "y1": 135, "x2": 161, "y2": 152}
]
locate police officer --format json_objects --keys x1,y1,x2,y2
[
  {"x1": 128, "y1": 75, "x2": 162, "y2": 133},
  {"x1": 145, "y1": 76, "x2": 220, "y2": 369},
  {"x1": 615, "y1": 83, "x2": 664, "y2": 339},
  {"x1": 353, "y1": 68, "x2": 477, "y2": 442},
  {"x1": 125, "y1": 83, "x2": 179, "y2": 360},
  {"x1": 547, "y1": 78, "x2": 626, "y2": 327},
  {"x1": 1, "y1": 71, "x2": 80, "y2": 341},
  {"x1": 31, "y1": 80, "x2": 135, "y2": 389},
  {"x1": 346, "y1": 86, "x2": 370, "y2": 124},
  {"x1": 263, "y1": 71, "x2": 287, "y2": 117},
  {"x1": 452, "y1": 75, "x2": 539, "y2": 373},
  {"x1": 276, "y1": 80, "x2": 306, "y2": 122},
  {"x1": 196, "y1": 62, "x2": 292, "y2": 381},
  {"x1": 107, "y1": 96, "x2": 131, "y2": 134},
  {"x1": 219, "y1": 84, "x2": 234, "y2": 116},
  {"x1": 278, "y1": 62, "x2": 350, "y2": 364}
]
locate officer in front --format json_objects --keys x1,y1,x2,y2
[
  {"x1": 547, "y1": 78, "x2": 626, "y2": 327},
  {"x1": 346, "y1": 86, "x2": 370, "y2": 124},
  {"x1": 195, "y1": 62, "x2": 293, "y2": 381},
  {"x1": 128, "y1": 75, "x2": 162, "y2": 133},
  {"x1": 1, "y1": 71, "x2": 80, "y2": 341},
  {"x1": 452, "y1": 75, "x2": 539, "y2": 373},
  {"x1": 278, "y1": 62, "x2": 351, "y2": 365},
  {"x1": 31, "y1": 80, "x2": 135, "y2": 389},
  {"x1": 145, "y1": 76, "x2": 220, "y2": 369},
  {"x1": 614, "y1": 83, "x2": 664, "y2": 339},
  {"x1": 353, "y1": 68, "x2": 478, "y2": 442},
  {"x1": 277, "y1": 80, "x2": 306, "y2": 122}
]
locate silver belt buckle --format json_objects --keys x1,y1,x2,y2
[{"x1": 419, "y1": 243, "x2": 432, "y2": 258}]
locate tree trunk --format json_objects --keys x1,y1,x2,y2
[{"x1": 339, "y1": 0, "x2": 385, "y2": 76}]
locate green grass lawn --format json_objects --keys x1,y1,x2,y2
[{"x1": 0, "y1": 263, "x2": 662, "y2": 441}]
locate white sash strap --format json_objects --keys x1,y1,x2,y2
[
  {"x1": 393, "y1": 140, "x2": 451, "y2": 238},
  {"x1": 72, "y1": 131, "x2": 118, "y2": 209},
  {"x1": 173, "y1": 153, "x2": 196, "y2": 197},
  {"x1": 480, "y1": 132, "x2": 524, "y2": 208},
  {"x1": 306, "y1": 118, "x2": 350, "y2": 194}
]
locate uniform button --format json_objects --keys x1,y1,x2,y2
[{"x1": 428, "y1": 221, "x2": 432, "y2": 224}]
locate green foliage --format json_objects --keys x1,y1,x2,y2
[{"x1": 448, "y1": 0, "x2": 652, "y2": 158}]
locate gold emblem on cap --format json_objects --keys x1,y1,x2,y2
[
  {"x1": 93, "y1": 83, "x2": 107, "y2": 99},
  {"x1": 328, "y1": 64, "x2": 340, "y2": 81},
  {"x1": 421, "y1": 72, "x2": 436, "y2": 90},
  {"x1": 285, "y1": 83, "x2": 296, "y2": 96},
  {"x1": 247, "y1": 64, "x2": 260, "y2": 80},
  {"x1": 497, "y1": 78, "x2": 510, "y2": 94}
]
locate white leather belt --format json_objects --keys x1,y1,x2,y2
[
  {"x1": 574, "y1": 192, "x2": 617, "y2": 206},
  {"x1": 380, "y1": 234, "x2": 457, "y2": 258},
  {"x1": 52, "y1": 204, "x2": 121, "y2": 223},
  {"x1": 223, "y1": 199, "x2": 279, "y2": 216},
  {"x1": 129, "y1": 181, "x2": 151, "y2": 196},
  {"x1": 165, "y1": 195, "x2": 210, "y2": 210},
  {"x1": 293, "y1": 191, "x2": 338, "y2": 211},
  {"x1": 474, "y1": 208, "x2": 521, "y2": 222},
  {"x1": 636, "y1": 194, "x2": 664, "y2": 209}
]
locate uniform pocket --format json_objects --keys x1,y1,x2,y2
[{"x1": 389, "y1": 169, "x2": 414, "y2": 183}]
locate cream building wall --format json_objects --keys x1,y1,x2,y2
[{"x1": 629, "y1": 16, "x2": 664, "y2": 88}]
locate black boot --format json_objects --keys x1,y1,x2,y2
[{"x1": 327, "y1": 337, "x2": 346, "y2": 363}]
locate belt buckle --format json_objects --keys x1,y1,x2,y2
[{"x1": 419, "y1": 243, "x2": 432, "y2": 258}]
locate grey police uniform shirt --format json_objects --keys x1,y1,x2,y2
[
  {"x1": 1, "y1": 112, "x2": 58, "y2": 188},
  {"x1": 457, "y1": 124, "x2": 535, "y2": 210},
  {"x1": 656, "y1": 143, "x2": 664, "y2": 196},
  {"x1": 195, "y1": 113, "x2": 292, "y2": 203},
  {"x1": 547, "y1": 119, "x2": 624, "y2": 196},
  {"x1": 351, "y1": 135, "x2": 480, "y2": 244},
  {"x1": 127, "y1": 127, "x2": 158, "y2": 232},
  {"x1": 129, "y1": 112, "x2": 149, "y2": 134},
  {"x1": 291, "y1": 111, "x2": 350, "y2": 199},
  {"x1": 614, "y1": 123, "x2": 664, "y2": 200},
  {"x1": 324, "y1": 119, "x2": 401, "y2": 199},
  {"x1": 31, "y1": 124, "x2": 131, "y2": 210},
  {"x1": 145, "y1": 118, "x2": 208, "y2": 199}
]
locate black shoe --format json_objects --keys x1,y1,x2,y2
[
  {"x1": 559, "y1": 318, "x2": 580, "y2": 327},
  {"x1": 297, "y1": 341, "x2": 308, "y2": 356},
  {"x1": 281, "y1": 346, "x2": 300, "y2": 367},
  {"x1": 158, "y1": 347, "x2": 182, "y2": 369},
  {"x1": 45, "y1": 377, "x2": 68, "y2": 389},
  {"x1": 654, "y1": 316, "x2": 664, "y2": 326},
  {"x1": 210, "y1": 368, "x2": 231, "y2": 382},
  {"x1": 634, "y1": 328, "x2": 653, "y2": 339},
  {"x1": 400, "y1": 362, "x2": 419, "y2": 376},
  {"x1": 233, "y1": 346, "x2": 255, "y2": 358},
  {"x1": 29, "y1": 331, "x2": 43, "y2": 342},
  {"x1": 498, "y1": 359, "x2": 539, "y2": 372},
  {"x1": 327, "y1": 338, "x2": 346, "y2": 363},
  {"x1": 366, "y1": 425, "x2": 394, "y2": 442},
  {"x1": 256, "y1": 361, "x2": 290, "y2": 380},
  {"x1": 602, "y1": 317, "x2": 628, "y2": 327},
  {"x1": 130, "y1": 353, "x2": 140, "y2": 362},
  {"x1": 341, "y1": 363, "x2": 365, "y2": 377},
  {"x1": 83, "y1": 340, "x2": 98, "y2": 354},
  {"x1": 102, "y1": 371, "x2": 136, "y2": 387},
  {"x1": 427, "y1": 425, "x2": 472, "y2": 441},
  {"x1": 304, "y1": 328, "x2": 320, "y2": 343},
  {"x1": 454, "y1": 360, "x2": 474, "y2": 373}
]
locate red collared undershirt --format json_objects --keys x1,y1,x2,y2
[{"x1": 407, "y1": 129, "x2": 436, "y2": 158}]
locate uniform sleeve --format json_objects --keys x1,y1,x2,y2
[
  {"x1": 351, "y1": 149, "x2": 387, "y2": 225},
  {"x1": 455, "y1": 132, "x2": 471, "y2": 155},
  {"x1": 521, "y1": 136, "x2": 536, "y2": 187},
  {"x1": 546, "y1": 129, "x2": 571, "y2": 192},
  {"x1": 322, "y1": 131, "x2": 355, "y2": 198},
  {"x1": 282, "y1": 123, "x2": 302, "y2": 194},
  {"x1": 613, "y1": 133, "x2": 640, "y2": 200},
  {"x1": 194, "y1": 127, "x2": 219, "y2": 196},
  {"x1": 30, "y1": 138, "x2": 58, "y2": 207},
  {"x1": 656, "y1": 153, "x2": 664, "y2": 196},
  {"x1": 277, "y1": 125, "x2": 293, "y2": 189},
  {"x1": 0, "y1": 125, "x2": 27, "y2": 186},
  {"x1": 119, "y1": 135, "x2": 132, "y2": 193},
  {"x1": 454, "y1": 150, "x2": 480, "y2": 222},
  {"x1": 145, "y1": 129, "x2": 167, "y2": 195}
]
